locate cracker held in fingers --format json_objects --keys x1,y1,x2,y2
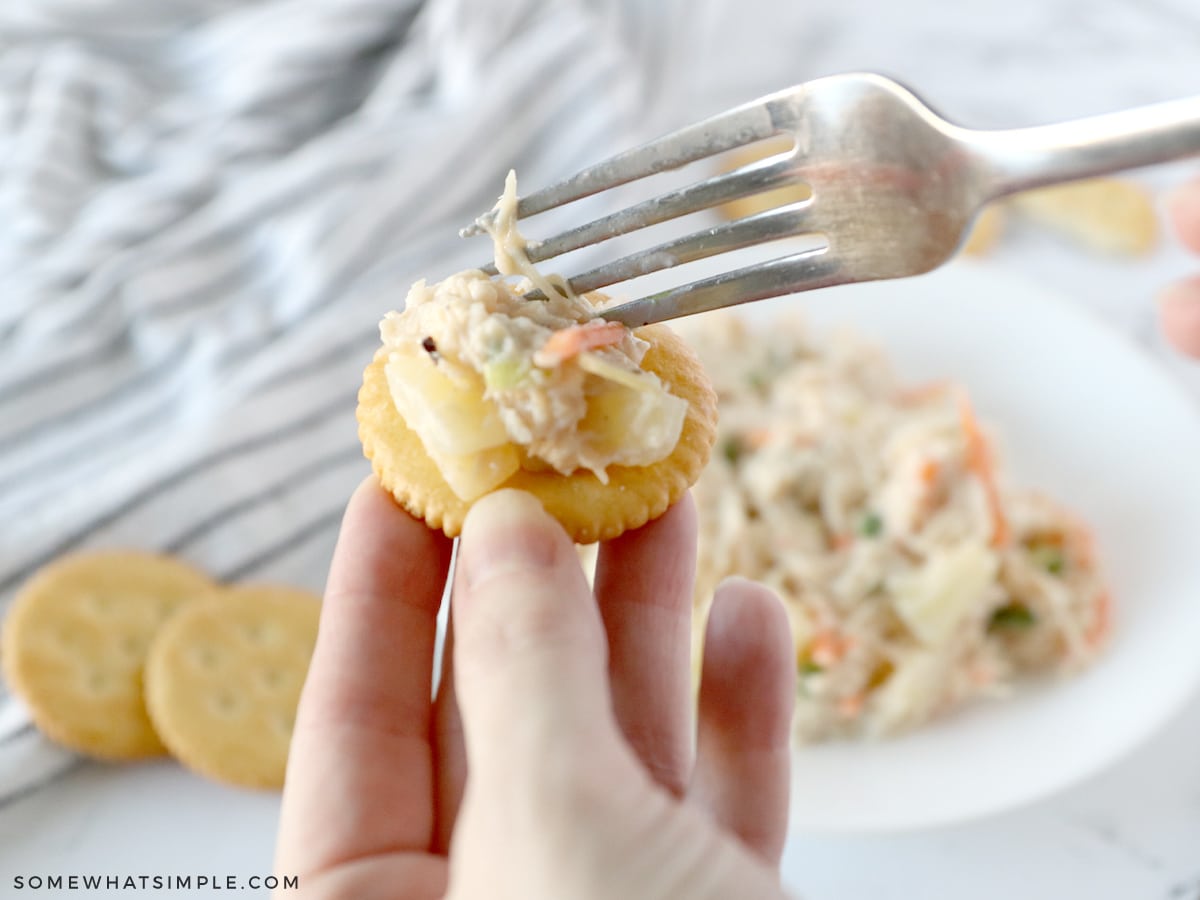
[{"x1": 357, "y1": 173, "x2": 717, "y2": 543}]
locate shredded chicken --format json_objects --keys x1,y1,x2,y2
[{"x1": 680, "y1": 312, "x2": 1112, "y2": 742}]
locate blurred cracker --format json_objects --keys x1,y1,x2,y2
[
  {"x1": 2, "y1": 551, "x2": 215, "y2": 760},
  {"x1": 1011, "y1": 178, "x2": 1158, "y2": 256},
  {"x1": 960, "y1": 204, "x2": 1007, "y2": 257},
  {"x1": 716, "y1": 137, "x2": 812, "y2": 221},
  {"x1": 144, "y1": 585, "x2": 320, "y2": 790}
]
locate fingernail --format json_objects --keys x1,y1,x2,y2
[
  {"x1": 458, "y1": 490, "x2": 559, "y2": 588},
  {"x1": 705, "y1": 580, "x2": 782, "y2": 652}
]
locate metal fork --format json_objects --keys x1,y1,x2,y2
[{"x1": 461, "y1": 73, "x2": 1200, "y2": 327}]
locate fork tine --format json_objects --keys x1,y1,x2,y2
[
  {"x1": 548, "y1": 202, "x2": 816, "y2": 296},
  {"x1": 598, "y1": 249, "x2": 847, "y2": 328},
  {"x1": 514, "y1": 155, "x2": 800, "y2": 267},
  {"x1": 461, "y1": 98, "x2": 780, "y2": 237},
  {"x1": 474, "y1": 153, "x2": 798, "y2": 277}
]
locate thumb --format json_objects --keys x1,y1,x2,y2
[{"x1": 451, "y1": 490, "x2": 613, "y2": 782}]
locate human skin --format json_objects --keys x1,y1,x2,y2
[
  {"x1": 1160, "y1": 175, "x2": 1200, "y2": 358},
  {"x1": 274, "y1": 481, "x2": 796, "y2": 899}
]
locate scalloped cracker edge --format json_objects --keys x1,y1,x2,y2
[{"x1": 357, "y1": 324, "x2": 718, "y2": 543}]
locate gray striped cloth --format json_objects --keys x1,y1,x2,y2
[{"x1": 0, "y1": 0, "x2": 696, "y2": 804}]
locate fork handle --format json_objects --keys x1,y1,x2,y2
[{"x1": 973, "y1": 95, "x2": 1200, "y2": 198}]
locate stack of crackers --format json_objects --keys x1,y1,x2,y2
[{"x1": 2, "y1": 552, "x2": 320, "y2": 791}]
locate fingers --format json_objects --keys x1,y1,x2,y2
[
  {"x1": 1159, "y1": 275, "x2": 1200, "y2": 358},
  {"x1": 1168, "y1": 177, "x2": 1200, "y2": 254},
  {"x1": 276, "y1": 477, "x2": 453, "y2": 877},
  {"x1": 1161, "y1": 177, "x2": 1200, "y2": 358},
  {"x1": 691, "y1": 578, "x2": 795, "y2": 866},
  {"x1": 432, "y1": 619, "x2": 466, "y2": 853},
  {"x1": 451, "y1": 490, "x2": 614, "y2": 785},
  {"x1": 593, "y1": 494, "x2": 698, "y2": 796}
]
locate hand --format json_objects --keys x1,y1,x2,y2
[
  {"x1": 1161, "y1": 176, "x2": 1200, "y2": 358},
  {"x1": 274, "y1": 479, "x2": 795, "y2": 899}
]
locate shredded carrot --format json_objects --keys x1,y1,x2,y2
[
  {"x1": 745, "y1": 427, "x2": 773, "y2": 449},
  {"x1": 837, "y1": 694, "x2": 865, "y2": 718},
  {"x1": 534, "y1": 320, "x2": 626, "y2": 367},
  {"x1": 810, "y1": 631, "x2": 848, "y2": 667},
  {"x1": 909, "y1": 457, "x2": 945, "y2": 530},
  {"x1": 958, "y1": 392, "x2": 1010, "y2": 548},
  {"x1": 918, "y1": 458, "x2": 941, "y2": 487},
  {"x1": 894, "y1": 380, "x2": 950, "y2": 406},
  {"x1": 1085, "y1": 590, "x2": 1112, "y2": 649},
  {"x1": 829, "y1": 532, "x2": 854, "y2": 551}
]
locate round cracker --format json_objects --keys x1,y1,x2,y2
[
  {"x1": 1, "y1": 551, "x2": 216, "y2": 760},
  {"x1": 143, "y1": 584, "x2": 320, "y2": 790},
  {"x1": 358, "y1": 323, "x2": 717, "y2": 542}
]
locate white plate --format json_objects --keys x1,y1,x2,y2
[{"x1": 673, "y1": 259, "x2": 1200, "y2": 834}]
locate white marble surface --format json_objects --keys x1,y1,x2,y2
[{"x1": 3, "y1": 2, "x2": 1200, "y2": 898}]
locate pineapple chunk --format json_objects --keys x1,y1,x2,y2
[
  {"x1": 435, "y1": 444, "x2": 521, "y2": 502},
  {"x1": 385, "y1": 345, "x2": 521, "y2": 501},
  {"x1": 578, "y1": 378, "x2": 687, "y2": 468},
  {"x1": 888, "y1": 540, "x2": 998, "y2": 646},
  {"x1": 385, "y1": 347, "x2": 509, "y2": 457}
]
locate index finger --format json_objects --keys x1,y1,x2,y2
[{"x1": 276, "y1": 477, "x2": 453, "y2": 877}]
